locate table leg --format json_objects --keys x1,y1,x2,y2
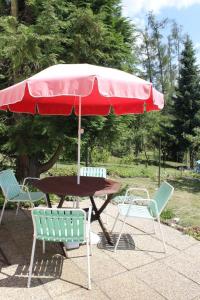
[
  {"x1": 0, "y1": 247, "x2": 10, "y2": 265},
  {"x1": 46, "y1": 194, "x2": 52, "y2": 208},
  {"x1": 57, "y1": 196, "x2": 65, "y2": 208},
  {"x1": 90, "y1": 196, "x2": 113, "y2": 245}
]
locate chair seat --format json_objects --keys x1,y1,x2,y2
[
  {"x1": 118, "y1": 204, "x2": 153, "y2": 219},
  {"x1": 37, "y1": 235, "x2": 85, "y2": 243},
  {"x1": 10, "y1": 191, "x2": 44, "y2": 202},
  {"x1": 113, "y1": 195, "x2": 143, "y2": 204}
]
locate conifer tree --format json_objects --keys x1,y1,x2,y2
[{"x1": 170, "y1": 36, "x2": 200, "y2": 166}]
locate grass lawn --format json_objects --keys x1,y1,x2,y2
[
  {"x1": 117, "y1": 176, "x2": 200, "y2": 227},
  {"x1": 50, "y1": 161, "x2": 200, "y2": 228},
  {"x1": 1, "y1": 160, "x2": 199, "y2": 231}
]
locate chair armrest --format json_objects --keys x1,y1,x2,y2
[
  {"x1": 18, "y1": 185, "x2": 32, "y2": 201},
  {"x1": 22, "y1": 177, "x2": 40, "y2": 188},
  {"x1": 126, "y1": 188, "x2": 150, "y2": 199},
  {"x1": 120, "y1": 198, "x2": 159, "y2": 217},
  {"x1": 19, "y1": 184, "x2": 29, "y2": 192}
]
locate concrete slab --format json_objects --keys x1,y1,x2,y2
[
  {"x1": 163, "y1": 252, "x2": 200, "y2": 285},
  {"x1": 132, "y1": 261, "x2": 200, "y2": 300},
  {"x1": 104, "y1": 247, "x2": 155, "y2": 270},
  {"x1": 183, "y1": 243, "x2": 200, "y2": 262},
  {"x1": 56, "y1": 285, "x2": 109, "y2": 300},
  {"x1": 1, "y1": 203, "x2": 200, "y2": 300},
  {"x1": 70, "y1": 245, "x2": 127, "y2": 282},
  {"x1": 97, "y1": 270, "x2": 165, "y2": 300}
]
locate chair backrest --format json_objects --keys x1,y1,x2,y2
[
  {"x1": 149, "y1": 181, "x2": 174, "y2": 217},
  {"x1": 0, "y1": 169, "x2": 21, "y2": 200},
  {"x1": 32, "y1": 208, "x2": 87, "y2": 243},
  {"x1": 80, "y1": 167, "x2": 106, "y2": 178}
]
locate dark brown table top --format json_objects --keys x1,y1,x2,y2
[{"x1": 30, "y1": 175, "x2": 121, "y2": 197}]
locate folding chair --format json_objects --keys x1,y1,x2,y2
[
  {"x1": 0, "y1": 169, "x2": 46, "y2": 224},
  {"x1": 112, "y1": 181, "x2": 174, "y2": 253},
  {"x1": 27, "y1": 206, "x2": 92, "y2": 289}
]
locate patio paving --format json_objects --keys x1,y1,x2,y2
[{"x1": 0, "y1": 199, "x2": 200, "y2": 300}]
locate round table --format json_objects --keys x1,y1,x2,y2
[{"x1": 30, "y1": 176, "x2": 121, "y2": 245}]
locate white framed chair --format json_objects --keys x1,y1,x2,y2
[
  {"x1": 27, "y1": 206, "x2": 92, "y2": 290},
  {"x1": 0, "y1": 169, "x2": 46, "y2": 224},
  {"x1": 78, "y1": 167, "x2": 108, "y2": 223},
  {"x1": 80, "y1": 167, "x2": 106, "y2": 178},
  {"x1": 111, "y1": 181, "x2": 174, "y2": 253},
  {"x1": 74, "y1": 167, "x2": 107, "y2": 208}
]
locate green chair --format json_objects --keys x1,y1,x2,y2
[
  {"x1": 0, "y1": 169, "x2": 46, "y2": 224},
  {"x1": 27, "y1": 207, "x2": 92, "y2": 289},
  {"x1": 112, "y1": 181, "x2": 174, "y2": 253},
  {"x1": 80, "y1": 167, "x2": 107, "y2": 178},
  {"x1": 74, "y1": 166, "x2": 107, "y2": 208},
  {"x1": 79, "y1": 167, "x2": 108, "y2": 223}
]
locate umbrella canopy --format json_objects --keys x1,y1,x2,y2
[
  {"x1": 0, "y1": 64, "x2": 164, "y2": 115},
  {"x1": 0, "y1": 64, "x2": 164, "y2": 183}
]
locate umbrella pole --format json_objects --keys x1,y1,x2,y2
[{"x1": 77, "y1": 96, "x2": 82, "y2": 184}]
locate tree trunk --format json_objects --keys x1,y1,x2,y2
[
  {"x1": 11, "y1": 0, "x2": 18, "y2": 18},
  {"x1": 85, "y1": 144, "x2": 89, "y2": 167},
  {"x1": 38, "y1": 143, "x2": 63, "y2": 174},
  {"x1": 16, "y1": 155, "x2": 39, "y2": 181},
  {"x1": 16, "y1": 143, "x2": 63, "y2": 181},
  {"x1": 189, "y1": 149, "x2": 195, "y2": 169}
]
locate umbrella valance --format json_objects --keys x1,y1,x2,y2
[{"x1": 0, "y1": 64, "x2": 164, "y2": 115}]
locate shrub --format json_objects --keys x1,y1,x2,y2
[
  {"x1": 160, "y1": 209, "x2": 175, "y2": 220},
  {"x1": 91, "y1": 147, "x2": 110, "y2": 163}
]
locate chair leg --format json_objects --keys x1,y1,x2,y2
[
  {"x1": 152, "y1": 218, "x2": 156, "y2": 235},
  {"x1": 42, "y1": 240, "x2": 45, "y2": 254},
  {"x1": 89, "y1": 231, "x2": 92, "y2": 256},
  {"x1": 0, "y1": 200, "x2": 7, "y2": 225},
  {"x1": 76, "y1": 198, "x2": 80, "y2": 208},
  {"x1": 73, "y1": 199, "x2": 76, "y2": 208},
  {"x1": 27, "y1": 237, "x2": 37, "y2": 288},
  {"x1": 111, "y1": 212, "x2": 120, "y2": 233},
  {"x1": 114, "y1": 216, "x2": 127, "y2": 252},
  {"x1": 86, "y1": 237, "x2": 91, "y2": 290},
  {"x1": 157, "y1": 217, "x2": 166, "y2": 253},
  {"x1": 16, "y1": 202, "x2": 20, "y2": 216},
  {"x1": 44, "y1": 195, "x2": 48, "y2": 207}
]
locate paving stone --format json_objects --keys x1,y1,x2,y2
[
  {"x1": 132, "y1": 261, "x2": 200, "y2": 300},
  {"x1": 70, "y1": 245, "x2": 127, "y2": 281},
  {"x1": 104, "y1": 247, "x2": 155, "y2": 270},
  {"x1": 1, "y1": 203, "x2": 200, "y2": 300},
  {"x1": 183, "y1": 243, "x2": 200, "y2": 262},
  {"x1": 55, "y1": 285, "x2": 109, "y2": 300},
  {"x1": 163, "y1": 252, "x2": 200, "y2": 284},
  {"x1": 98, "y1": 270, "x2": 165, "y2": 300},
  {"x1": 39, "y1": 259, "x2": 89, "y2": 297}
]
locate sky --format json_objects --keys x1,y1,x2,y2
[{"x1": 121, "y1": 0, "x2": 200, "y2": 62}]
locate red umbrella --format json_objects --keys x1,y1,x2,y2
[{"x1": 0, "y1": 64, "x2": 164, "y2": 182}]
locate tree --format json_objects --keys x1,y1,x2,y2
[
  {"x1": 0, "y1": 0, "x2": 136, "y2": 179},
  {"x1": 170, "y1": 36, "x2": 200, "y2": 166}
]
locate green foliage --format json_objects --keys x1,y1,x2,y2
[
  {"x1": 120, "y1": 154, "x2": 135, "y2": 164},
  {"x1": 49, "y1": 164, "x2": 77, "y2": 176},
  {"x1": 169, "y1": 36, "x2": 200, "y2": 164},
  {"x1": 91, "y1": 147, "x2": 110, "y2": 163},
  {"x1": 185, "y1": 226, "x2": 200, "y2": 241},
  {"x1": 160, "y1": 208, "x2": 175, "y2": 220},
  {"x1": 107, "y1": 164, "x2": 155, "y2": 178},
  {"x1": 0, "y1": 0, "x2": 136, "y2": 178}
]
